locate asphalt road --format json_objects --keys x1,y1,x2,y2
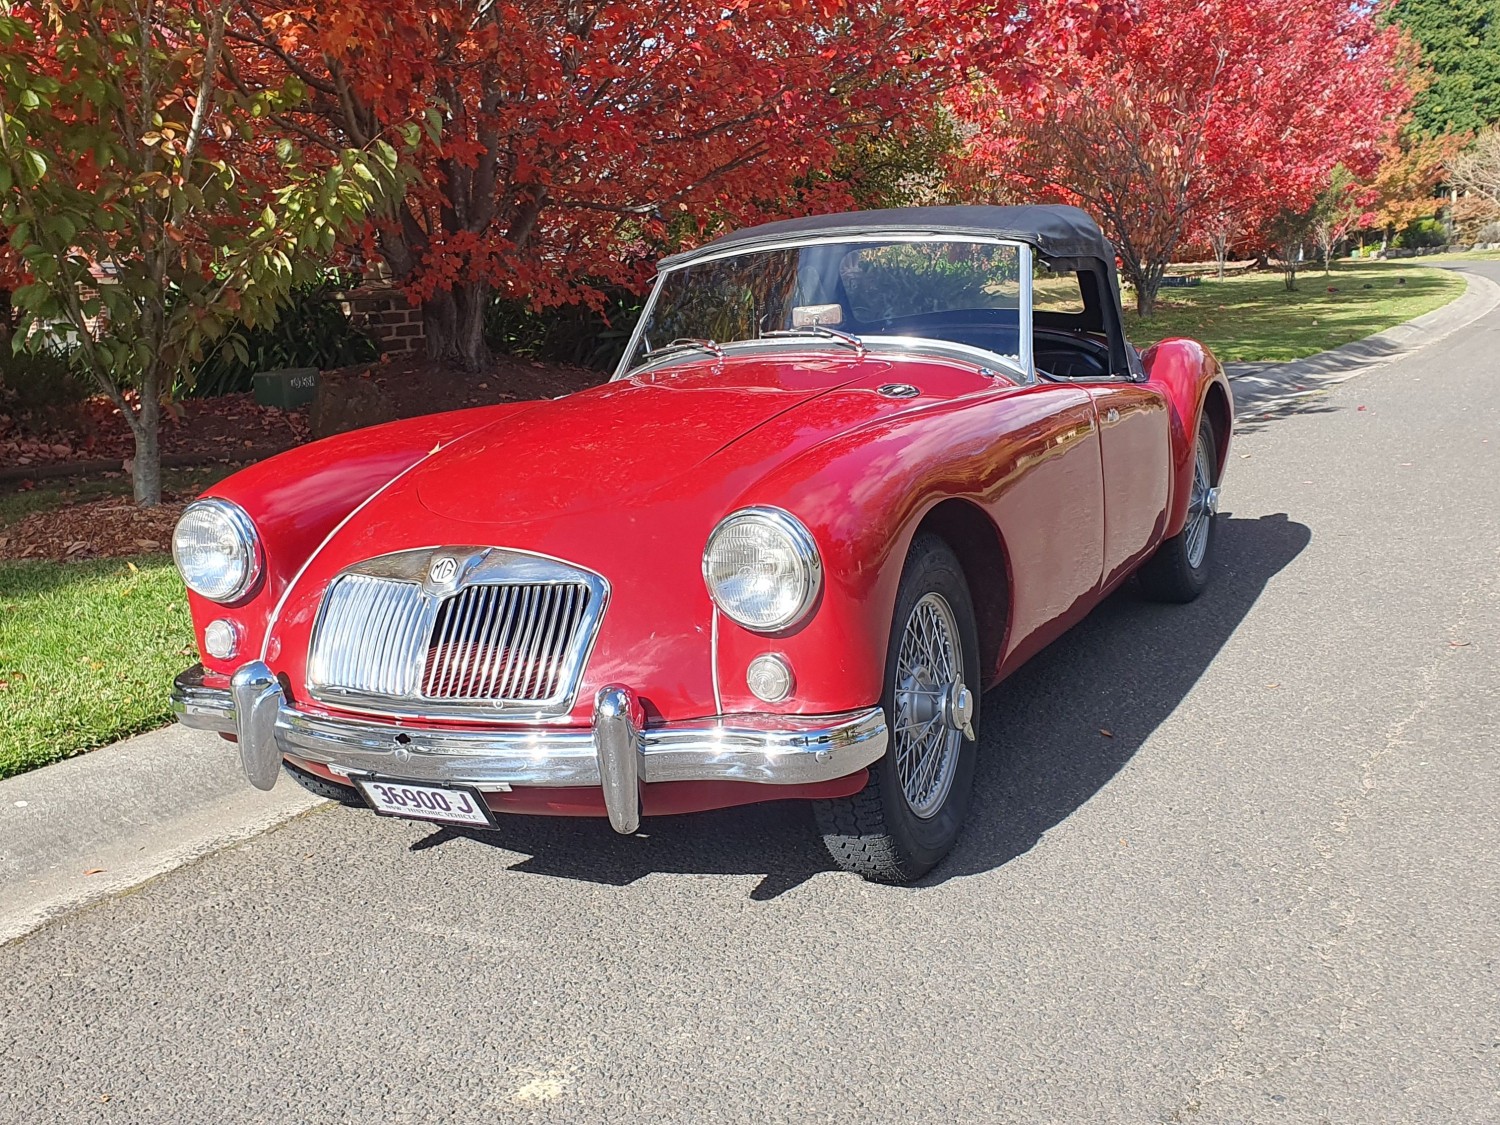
[{"x1": 3, "y1": 269, "x2": 1498, "y2": 1124}]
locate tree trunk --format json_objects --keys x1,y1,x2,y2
[
  {"x1": 422, "y1": 281, "x2": 492, "y2": 371},
  {"x1": 1214, "y1": 244, "x2": 1228, "y2": 281},
  {"x1": 129, "y1": 391, "x2": 162, "y2": 507},
  {"x1": 1132, "y1": 261, "x2": 1165, "y2": 317}
]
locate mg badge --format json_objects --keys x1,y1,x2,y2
[{"x1": 428, "y1": 555, "x2": 459, "y2": 584}]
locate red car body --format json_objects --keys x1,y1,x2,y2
[{"x1": 172, "y1": 205, "x2": 1231, "y2": 872}]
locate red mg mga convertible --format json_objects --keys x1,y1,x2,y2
[{"x1": 171, "y1": 205, "x2": 1231, "y2": 882}]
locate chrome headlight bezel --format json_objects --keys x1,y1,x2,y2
[
  {"x1": 171, "y1": 498, "x2": 263, "y2": 604},
  {"x1": 702, "y1": 506, "x2": 823, "y2": 633}
]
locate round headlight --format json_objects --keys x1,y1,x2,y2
[
  {"x1": 703, "y1": 507, "x2": 822, "y2": 632},
  {"x1": 172, "y1": 499, "x2": 261, "y2": 603}
]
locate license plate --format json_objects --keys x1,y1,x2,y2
[{"x1": 354, "y1": 777, "x2": 495, "y2": 828}]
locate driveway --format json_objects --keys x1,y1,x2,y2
[{"x1": 2, "y1": 268, "x2": 1497, "y2": 1123}]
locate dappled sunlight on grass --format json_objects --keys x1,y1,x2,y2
[
  {"x1": 0, "y1": 557, "x2": 193, "y2": 778},
  {"x1": 1125, "y1": 263, "x2": 1466, "y2": 363}
]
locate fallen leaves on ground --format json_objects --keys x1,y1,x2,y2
[
  {"x1": 1, "y1": 391, "x2": 310, "y2": 472},
  {"x1": 0, "y1": 494, "x2": 193, "y2": 562}
]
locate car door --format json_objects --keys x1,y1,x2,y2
[
  {"x1": 984, "y1": 381, "x2": 1106, "y2": 664},
  {"x1": 1089, "y1": 383, "x2": 1172, "y2": 584},
  {"x1": 1031, "y1": 261, "x2": 1171, "y2": 587}
]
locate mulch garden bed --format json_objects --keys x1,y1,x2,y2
[
  {"x1": 0, "y1": 493, "x2": 193, "y2": 562},
  {"x1": 1, "y1": 354, "x2": 608, "y2": 564},
  {"x1": 1, "y1": 392, "x2": 310, "y2": 478}
]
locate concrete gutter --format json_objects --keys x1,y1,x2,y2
[
  {"x1": 1225, "y1": 267, "x2": 1500, "y2": 416},
  {"x1": 0, "y1": 725, "x2": 323, "y2": 944},
  {"x1": 2, "y1": 267, "x2": 1493, "y2": 945}
]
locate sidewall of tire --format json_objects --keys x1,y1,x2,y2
[
  {"x1": 1180, "y1": 415, "x2": 1217, "y2": 587},
  {"x1": 873, "y1": 534, "x2": 982, "y2": 871}
]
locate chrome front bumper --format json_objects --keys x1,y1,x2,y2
[{"x1": 171, "y1": 663, "x2": 887, "y2": 834}]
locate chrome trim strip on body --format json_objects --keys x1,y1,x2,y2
[{"x1": 172, "y1": 664, "x2": 887, "y2": 829}]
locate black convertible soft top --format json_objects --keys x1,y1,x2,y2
[{"x1": 658, "y1": 204, "x2": 1115, "y2": 270}]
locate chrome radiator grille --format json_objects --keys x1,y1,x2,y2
[
  {"x1": 306, "y1": 548, "x2": 606, "y2": 718},
  {"x1": 422, "y1": 582, "x2": 591, "y2": 701},
  {"x1": 309, "y1": 573, "x2": 427, "y2": 697}
]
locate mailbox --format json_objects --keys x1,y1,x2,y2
[{"x1": 251, "y1": 367, "x2": 320, "y2": 410}]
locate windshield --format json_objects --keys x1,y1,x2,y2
[{"x1": 622, "y1": 238, "x2": 1026, "y2": 375}]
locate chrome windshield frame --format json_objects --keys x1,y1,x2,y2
[{"x1": 613, "y1": 233, "x2": 1035, "y2": 385}]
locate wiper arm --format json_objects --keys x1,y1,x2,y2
[
  {"x1": 644, "y1": 337, "x2": 723, "y2": 361},
  {"x1": 762, "y1": 324, "x2": 865, "y2": 357}
]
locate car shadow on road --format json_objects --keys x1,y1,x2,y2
[
  {"x1": 408, "y1": 512, "x2": 1311, "y2": 899},
  {"x1": 1233, "y1": 396, "x2": 1340, "y2": 435}
]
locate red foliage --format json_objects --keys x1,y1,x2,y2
[
  {"x1": 223, "y1": 0, "x2": 1063, "y2": 364},
  {"x1": 954, "y1": 0, "x2": 1413, "y2": 311}
]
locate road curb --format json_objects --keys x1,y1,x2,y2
[
  {"x1": 1225, "y1": 267, "x2": 1500, "y2": 416},
  {"x1": 0, "y1": 724, "x2": 325, "y2": 945}
]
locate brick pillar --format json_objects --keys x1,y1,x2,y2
[{"x1": 339, "y1": 284, "x2": 426, "y2": 356}]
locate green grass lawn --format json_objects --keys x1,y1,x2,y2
[
  {"x1": 1125, "y1": 263, "x2": 1467, "y2": 363},
  {"x1": 0, "y1": 471, "x2": 231, "y2": 779},
  {"x1": 1413, "y1": 248, "x2": 1500, "y2": 263},
  {"x1": 0, "y1": 556, "x2": 193, "y2": 779}
]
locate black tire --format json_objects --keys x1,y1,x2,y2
[
  {"x1": 283, "y1": 760, "x2": 364, "y2": 806},
  {"x1": 1137, "y1": 415, "x2": 1219, "y2": 603},
  {"x1": 814, "y1": 533, "x2": 981, "y2": 883}
]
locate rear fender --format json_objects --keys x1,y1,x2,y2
[{"x1": 1140, "y1": 339, "x2": 1233, "y2": 537}]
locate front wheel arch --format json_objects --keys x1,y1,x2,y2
[{"x1": 911, "y1": 498, "x2": 1011, "y2": 690}]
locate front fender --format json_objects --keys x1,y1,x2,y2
[
  {"x1": 709, "y1": 384, "x2": 1082, "y2": 716},
  {"x1": 185, "y1": 403, "x2": 534, "y2": 678}
]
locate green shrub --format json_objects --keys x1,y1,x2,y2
[
  {"x1": 484, "y1": 287, "x2": 645, "y2": 372},
  {"x1": 184, "y1": 280, "x2": 379, "y2": 398},
  {"x1": 1397, "y1": 218, "x2": 1448, "y2": 250},
  {"x1": 0, "y1": 340, "x2": 91, "y2": 426}
]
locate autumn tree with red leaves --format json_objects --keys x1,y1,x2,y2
[
  {"x1": 224, "y1": 1, "x2": 1034, "y2": 369},
  {"x1": 955, "y1": 0, "x2": 1413, "y2": 314},
  {"x1": 1309, "y1": 167, "x2": 1369, "y2": 275}
]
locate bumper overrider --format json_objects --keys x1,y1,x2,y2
[{"x1": 172, "y1": 662, "x2": 888, "y2": 834}]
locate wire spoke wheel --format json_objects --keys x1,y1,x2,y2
[
  {"x1": 1184, "y1": 431, "x2": 1215, "y2": 569},
  {"x1": 814, "y1": 533, "x2": 980, "y2": 883},
  {"x1": 892, "y1": 592, "x2": 966, "y2": 819},
  {"x1": 1137, "y1": 413, "x2": 1220, "y2": 604}
]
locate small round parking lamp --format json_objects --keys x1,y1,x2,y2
[
  {"x1": 204, "y1": 619, "x2": 240, "y2": 661},
  {"x1": 747, "y1": 654, "x2": 795, "y2": 703}
]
